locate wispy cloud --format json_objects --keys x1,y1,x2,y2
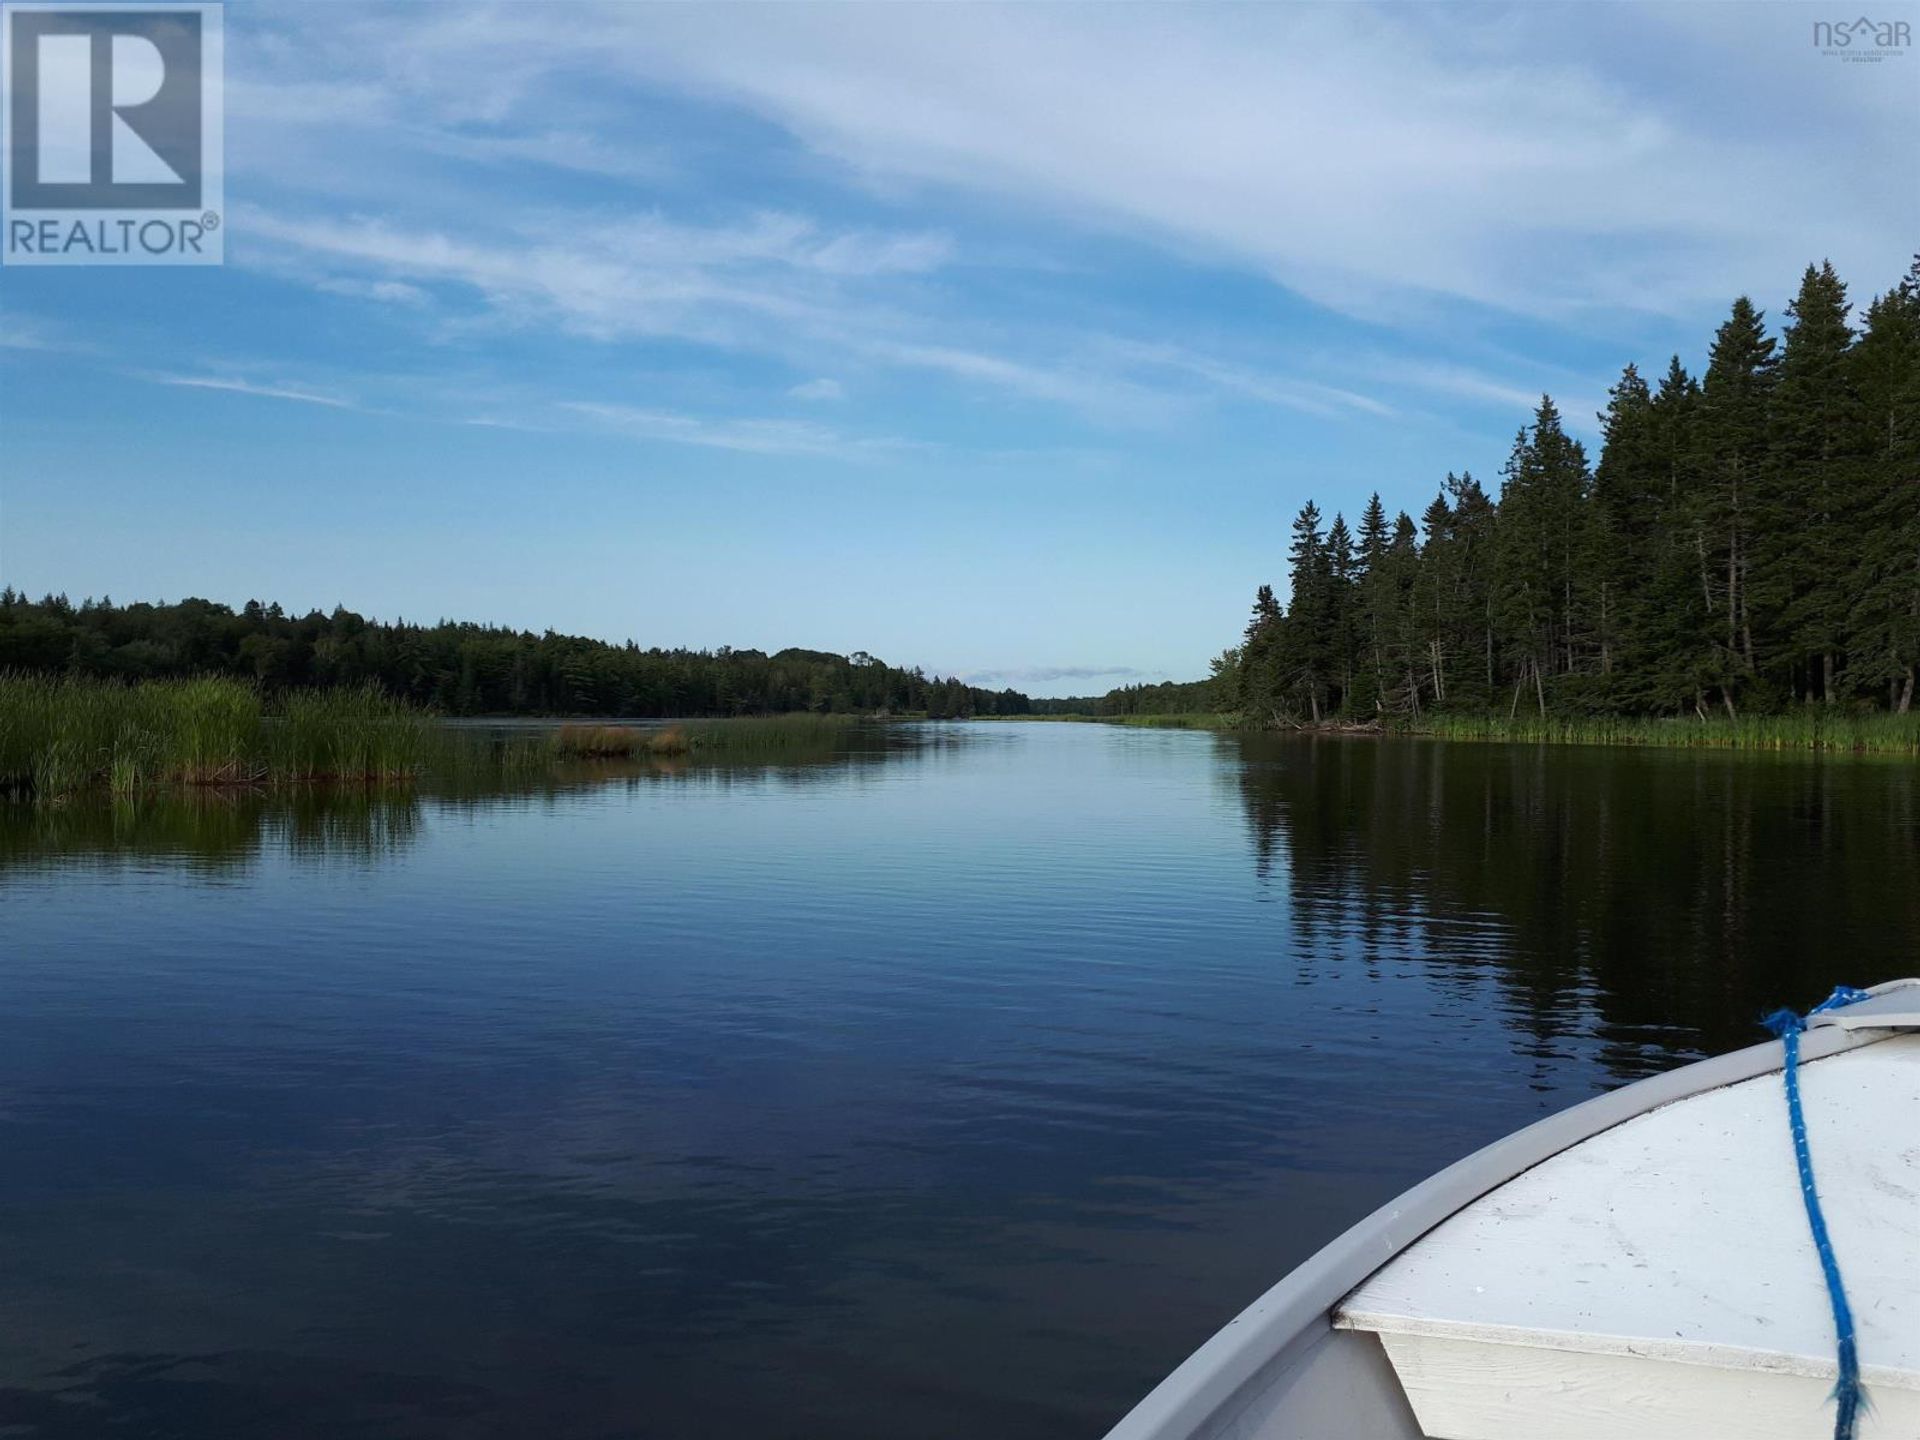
[
  {"x1": 0, "y1": 315, "x2": 96, "y2": 355},
  {"x1": 313, "y1": 275, "x2": 431, "y2": 308},
  {"x1": 788, "y1": 378, "x2": 845, "y2": 402},
  {"x1": 255, "y1": 2, "x2": 1912, "y2": 326},
  {"x1": 1376, "y1": 360, "x2": 1544, "y2": 415},
  {"x1": 964, "y1": 664, "x2": 1154, "y2": 686},
  {"x1": 559, "y1": 400, "x2": 920, "y2": 460},
  {"x1": 145, "y1": 372, "x2": 356, "y2": 409},
  {"x1": 239, "y1": 206, "x2": 1190, "y2": 425},
  {"x1": 1106, "y1": 341, "x2": 1394, "y2": 419}
]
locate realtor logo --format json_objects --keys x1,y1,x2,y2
[
  {"x1": 1812, "y1": 15, "x2": 1911, "y2": 60},
  {"x1": 3, "y1": 2, "x2": 223, "y2": 264}
]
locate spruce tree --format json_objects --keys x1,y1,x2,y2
[
  {"x1": 1852, "y1": 259, "x2": 1920, "y2": 709},
  {"x1": 1325, "y1": 512, "x2": 1358, "y2": 713},
  {"x1": 1285, "y1": 501, "x2": 1330, "y2": 722},
  {"x1": 1413, "y1": 489, "x2": 1454, "y2": 706},
  {"x1": 1692, "y1": 297, "x2": 1777, "y2": 714},
  {"x1": 1765, "y1": 262, "x2": 1861, "y2": 702},
  {"x1": 1592, "y1": 364, "x2": 1659, "y2": 700},
  {"x1": 1356, "y1": 492, "x2": 1393, "y2": 712}
]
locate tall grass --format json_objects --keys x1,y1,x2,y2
[
  {"x1": 0, "y1": 674, "x2": 428, "y2": 799},
  {"x1": 1, "y1": 680, "x2": 882, "y2": 802},
  {"x1": 266, "y1": 685, "x2": 427, "y2": 782},
  {"x1": 678, "y1": 714, "x2": 860, "y2": 752},
  {"x1": 1408, "y1": 710, "x2": 1920, "y2": 754},
  {"x1": 979, "y1": 712, "x2": 1234, "y2": 730},
  {"x1": 550, "y1": 715, "x2": 861, "y2": 758}
]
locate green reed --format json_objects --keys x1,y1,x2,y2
[
  {"x1": 678, "y1": 714, "x2": 862, "y2": 752},
  {"x1": 1407, "y1": 710, "x2": 1920, "y2": 754},
  {"x1": 0, "y1": 674, "x2": 429, "y2": 799}
]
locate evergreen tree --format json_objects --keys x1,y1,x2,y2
[
  {"x1": 1411, "y1": 489, "x2": 1454, "y2": 707},
  {"x1": 1325, "y1": 512, "x2": 1358, "y2": 713},
  {"x1": 1592, "y1": 364, "x2": 1658, "y2": 696},
  {"x1": 1283, "y1": 501, "x2": 1331, "y2": 721},
  {"x1": 1853, "y1": 257, "x2": 1920, "y2": 709},
  {"x1": 1764, "y1": 262, "x2": 1861, "y2": 702},
  {"x1": 1691, "y1": 297, "x2": 1777, "y2": 714},
  {"x1": 1356, "y1": 492, "x2": 1394, "y2": 712}
]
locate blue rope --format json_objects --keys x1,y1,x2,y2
[{"x1": 1761, "y1": 984, "x2": 1874, "y2": 1440}]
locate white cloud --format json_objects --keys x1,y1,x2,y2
[
  {"x1": 204, "y1": 2, "x2": 1916, "y2": 444},
  {"x1": 788, "y1": 378, "x2": 844, "y2": 402},
  {"x1": 145, "y1": 372, "x2": 356, "y2": 408},
  {"x1": 312, "y1": 2, "x2": 1910, "y2": 323},
  {"x1": 559, "y1": 400, "x2": 919, "y2": 460},
  {"x1": 313, "y1": 276, "x2": 432, "y2": 307},
  {"x1": 964, "y1": 664, "x2": 1154, "y2": 686}
]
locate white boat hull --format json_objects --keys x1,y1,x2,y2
[{"x1": 1102, "y1": 979, "x2": 1920, "y2": 1440}]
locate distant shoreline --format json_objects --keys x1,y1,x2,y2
[{"x1": 985, "y1": 711, "x2": 1920, "y2": 754}]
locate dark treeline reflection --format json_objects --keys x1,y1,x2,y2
[{"x1": 1232, "y1": 734, "x2": 1920, "y2": 1076}]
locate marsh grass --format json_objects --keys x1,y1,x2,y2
[
  {"x1": 679, "y1": 714, "x2": 859, "y2": 752},
  {"x1": 2, "y1": 680, "x2": 878, "y2": 802},
  {"x1": 552, "y1": 724, "x2": 648, "y2": 758},
  {"x1": 0, "y1": 674, "x2": 428, "y2": 799},
  {"x1": 980, "y1": 712, "x2": 1233, "y2": 730},
  {"x1": 551, "y1": 715, "x2": 858, "y2": 759},
  {"x1": 1408, "y1": 711, "x2": 1920, "y2": 754}
]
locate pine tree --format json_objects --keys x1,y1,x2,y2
[
  {"x1": 1445, "y1": 471, "x2": 1499, "y2": 708},
  {"x1": 1592, "y1": 364, "x2": 1659, "y2": 700},
  {"x1": 1764, "y1": 262, "x2": 1861, "y2": 702},
  {"x1": 1691, "y1": 297, "x2": 1777, "y2": 714},
  {"x1": 1493, "y1": 401, "x2": 1591, "y2": 712},
  {"x1": 1284, "y1": 501, "x2": 1330, "y2": 722},
  {"x1": 1237, "y1": 583, "x2": 1285, "y2": 720},
  {"x1": 1388, "y1": 510, "x2": 1423, "y2": 714},
  {"x1": 1852, "y1": 258, "x2": 1920, "y2": 709},
  {"x1": 1325, "y1": 512, "x2": 1358, "y2": 713},
  {"x1": 1208, "y1": 259, "x2": 1918, "y2": 727},
  {"x1": 1412, "y1": 489, "x2": 1454, "y2": 706},
  {"x1": 1641, "y1": 357, "x2": 1710, "y2": 713},
  {"x1": 1356, "y1": 492, "x2": 1393, "y2": 712}
]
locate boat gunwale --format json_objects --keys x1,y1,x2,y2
[{"x1": 1101, "y1": 979, "x2": 1920, "y2": 1440}]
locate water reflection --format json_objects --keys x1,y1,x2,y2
[
  {"x1": 0, "y1": 788, "x2": 425, "y2": 877},
  {"x1": 1231, "y1": 734, "x2": 1920, "y2": 1075},
  {"x1": 3, "y1": 724, "x2": 1917, "y2": 1440},
  {"x1": 0, "y1": 720, "x2": 957, "y2": 878}
]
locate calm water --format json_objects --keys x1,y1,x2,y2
[{"x1": 4, "y1": 724, "x2": 1916, "y2": 1438}]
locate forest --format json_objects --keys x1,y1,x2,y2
[
  {"x1": 0, "y1": 592, "x2": 1032, "y2": 719},
  {"x1": 1031, "y1": 680, "x2": 1219, "y2": 716},
  {"x1": 1231, "y1": 258, "x2": 1920, "y2": 724}
]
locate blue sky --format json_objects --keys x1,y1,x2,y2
[{"x1": 2, "y1": 2, "x2": 1914, "y2": 695}]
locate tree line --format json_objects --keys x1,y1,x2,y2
[
  {"x1": 1032, "y1": 679, "x2": 1219, "y2": 716},
  {"x1": 0, "y1": 592, "x2": 1033, "y2": 719},
  {"x1": 1232, "y1": 258, "x2": 1920, "y2": 723}
]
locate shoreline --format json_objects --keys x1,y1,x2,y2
[{"x1": 989, "y1": 711, "x2": 1920, "y2": 754}]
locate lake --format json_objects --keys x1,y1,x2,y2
[{"x1": 3, "y1": 723, "x2": 1915, "y2": 1438}]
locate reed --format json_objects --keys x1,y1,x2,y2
[
  {"x1": 265, "y1": 684, "x2": 428, "y2": 782},
  {"x1": 551, "y1": 724, "x2": 647, "y2": 758},
  {"x1": 549, "y1": 715, "x2": 859, "y2": 757},
  {"x1": 1406, "y1": 710, "x2": 1920, "y2": 754},
  {"x1": 0, "y1": 673, "x2": 429, "y2": 799},
  {"x1": 1104, "y1": 713, "x2": 1235, "y2": 730},
  {"x1": 678, "y1": 714, "x2": 859, "y2": 752},
  {"x1": 1, "y1": 681, "x2": 880, "y2": 802}
]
